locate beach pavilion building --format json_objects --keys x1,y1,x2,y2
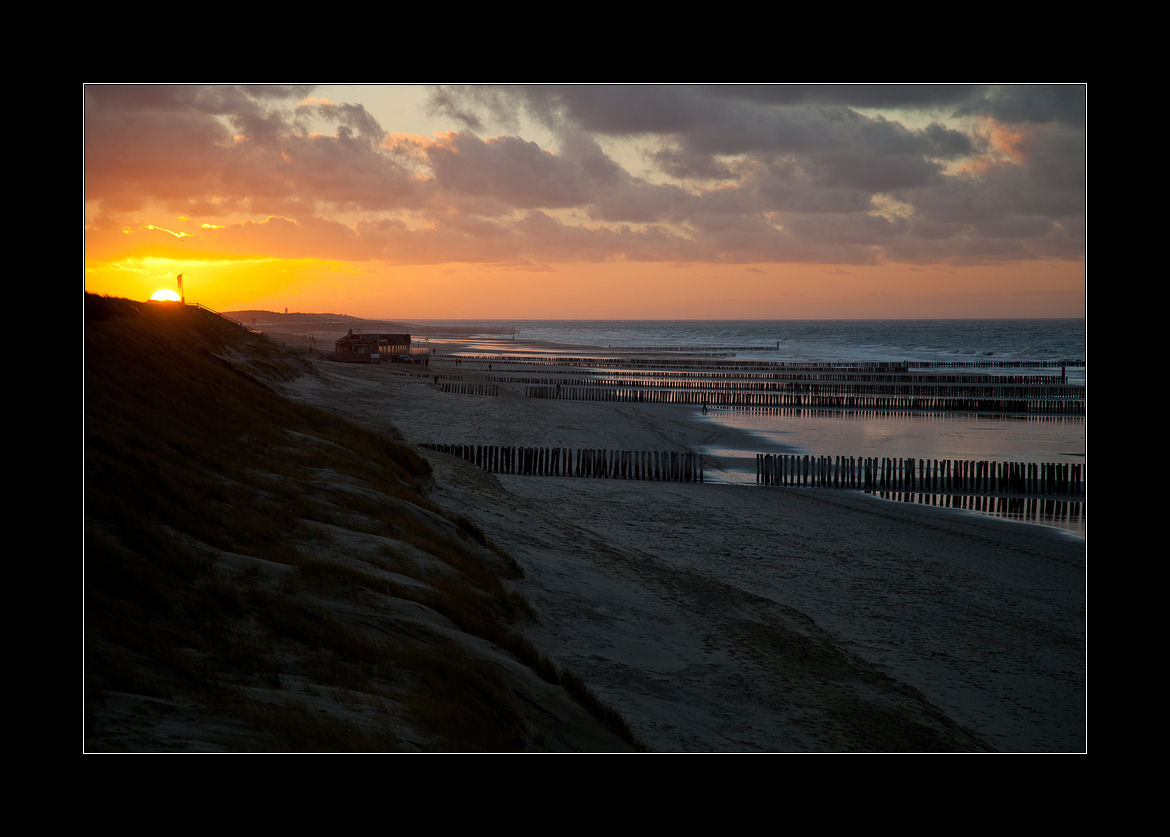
[{"x1": 334, "y1": 330, "x2": 411, "y2": 363}]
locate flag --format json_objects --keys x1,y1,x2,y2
[{"x1": 177, "y1": 274, "x2": 183, "y2": 292}]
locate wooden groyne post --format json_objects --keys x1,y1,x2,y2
[
  {"x1": 422, "y1": 444, "x2": 703, "y2": 483},
  {"x1": 755, "y1": 453, "x2": 1083, "y2": 497}
]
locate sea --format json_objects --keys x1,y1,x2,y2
[{"x1": 414, "y1": 319, "x2": 1087, "y2": 536}]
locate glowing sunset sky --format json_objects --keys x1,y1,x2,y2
[{"x1": 84, "y1": 84, "x2": 1085, "y2": 319}]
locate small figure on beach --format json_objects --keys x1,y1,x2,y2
[{"x1": 702, "y1": 400, "x2": 708, "y2": 415}]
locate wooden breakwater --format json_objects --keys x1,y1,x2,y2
[
  {"x1": 458, "y1": 356, "x2": 916, "y2": 372},
  {"x1": 395, "y1": 370, "x2": 463, "y2": 382},
  {"x1": 526, "y1": 384, "x2": 1083, "y2": 415},
  {"x1": 499, "y1": 371, "x2": 1075, "y2": 387},
  {"x1": 755, "y1": 453, "x2": 1084, "y2": 497},
  {"x1": 422, "y1": 443, "x2": 703, "y2": 482},
  {"x1": 440, "y1": 382, "x2": 499, "y2": 396},
  {"x1": 523, "y1": 378, "x2": 1082, "y2": 399},
  {"x1": 602, "y1": 345, "x2": 778, "y2": 353},
  {"x1": 446, "y1": 355, "x2": 1083, "y2": 373},
  {"x1": 914, "y1": 359, "x2": 1084, "y2": 369}
]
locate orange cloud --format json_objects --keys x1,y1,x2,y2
[{"x1": 956, "y1": 116, "x2": 1030, "y2": 175}]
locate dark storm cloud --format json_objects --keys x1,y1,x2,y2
[
  {"x1": 816, "y1": 151, "x2": 945, "y2": 192},
  {"x1": 430, "y1": 84, "x2": 978, "y2": 156},
  {"x1": 957, "y1": 84, "x2": 1086, "y2": 126},
  {"x1": 420, "y1": 84, "x2": 1085, "y2": 266},
  {"x1": 424, "y1": 128, "x2": 695, "y2": 223},
  {"x1": 419, "y1": 84, "x2": 1084, "y2": 266},
  {"x1": 426, "y1": 85, "x2": 987, "y2": 200},
  {"x1": 425, "y1": 131, "x2": 593, "y2": 208},
  {"x1": 715, "y1": 83, "x2": 979, "y2": 109}
]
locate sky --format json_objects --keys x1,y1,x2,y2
[{"x1": 83, "y1": 84, "x2": 1086, "y2": 320}]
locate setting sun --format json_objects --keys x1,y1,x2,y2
[{"x1": 150, "y1": 288, "x2": 182, "y2": 302}]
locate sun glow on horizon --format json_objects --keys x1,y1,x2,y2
[
  {"x1": 150, "y1": 288, "x2": 182, "y2": 302},
  {"x1": 84, "y1": 251, "x2": 1084, "y2": 320}
]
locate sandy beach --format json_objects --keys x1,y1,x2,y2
[{"x1": 282, "y1": 339, "x2": 1086, "y2": 752}]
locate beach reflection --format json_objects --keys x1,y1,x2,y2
[
  {"x1": 871, "y1": 491, "x2": 1085, "y2": 539},
  {"x1": 699, "y1": 409, "x2": 1086, "y2": 537},
  {"x1": 705, "y1": 408, "x2": 1084, "y2": 464}
]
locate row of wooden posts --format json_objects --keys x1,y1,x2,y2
[
  {"x1": 451, "y1": 355, "x2": 918, "y2": 372},
  {"x1": 496, "y1": 371, "x2": 1073, "y2": 386},
  {"x1": 489, "y1": 367, "x2": 1081, "y2": 408},
  {"x1": 421, "y1": 368, "x2": 1083, "y2": 415},
  {"x1": 422, "y1": 443, "x2": 704, "y2": 482},
  {"x1": 439, "y1": 382, "x2": 499, "y2": 396},
  {"x1": 392, "y1": 369, "x2": 464, "y2": 382},
  {"x1": 420, "y1": 443, "x2": 1083, "y2": 498},
  {"x1": 915, "y1": 360, "x2": 1082, "y2": 369},
  {"x1": 691, "y1": 405, "x2": 1080, "y2": 423},
  {"x1": 525, "y1": 384, "x2": 1084, "y2": 415},
  {"x1": 600, "y1": 345, "x2": 779, "y2": 353},
  {"x1": 445, "y1": 354, "x2": 1083, "y2": 373},
  {"x1": 519, "y1": 378, "x2": 1081, "y2": 399},
  {"x1": 756, "y1": 453, "x2": 1084, "y2": 497}
]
